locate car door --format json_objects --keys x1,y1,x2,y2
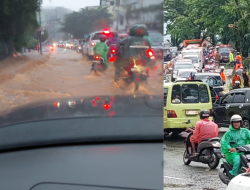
[
  {"x1": 215, "y1": 93, "x2": 234, "y2": 126},
  {"x1": 225, "y1": 92, "x2": 246, "y2": 124}
]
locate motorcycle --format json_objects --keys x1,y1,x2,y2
[
  {"x1": 205, "y1": 65, "x2": 210, "y2": 72},
  {"x1": 183, "y1": 126, "x2": 221, "y2": 169},
  {"x1": 77, "y1": 46, "x2": 82, "y2": 54},
  {"x1": 91, "y1": 55, "x2": 106, "y2": 73},
  {"x1": 218, "y1": 142, "x2": 250, "y2": 185},
  {"x1": 49, "y1": 46, "x2": 54, "y2": 52}
]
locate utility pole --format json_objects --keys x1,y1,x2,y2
[{"x1": 39, "y1": 0, "x2": 43, "y2": 55}]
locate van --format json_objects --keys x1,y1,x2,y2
[
  {"x1": 181, "y1": 48, "x2": 204, "y2": 69},
  {"x1": 164, "y1": 80, "x2": 213, "y2": 137}
]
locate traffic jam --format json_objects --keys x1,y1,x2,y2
[{"x1": 164, "y1": 39, "x2": 250, "y2": 189}]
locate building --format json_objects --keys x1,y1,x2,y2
[{"x1": 100, "y1": 0, "x2": 163, "y2": 33}]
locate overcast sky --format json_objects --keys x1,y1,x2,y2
[{"x1": 42, "y1": 0, "x2": 100, "y2": 11}]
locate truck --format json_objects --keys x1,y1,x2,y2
[{"x1": 183, "y1": 39, "x2": 202, "y2": 48}]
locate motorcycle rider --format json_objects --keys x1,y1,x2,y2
[
  {"x1": 232, "y1": 73, "x2": 241, "y2": 86},
  {"x1": 220, "y1": 66, "x2": 226, "y2": 85},
  {"x1": 113, "y1": 24, "x2": 151, "y2": 84},
  {"x1": 235, "y1": 52, "x2": 242, "y2": 63},
  {"x1": 221, "y1": 114, "x2": 250, "y2": 176},
  {"x1": 143, "y1": 31, "x2": 153, "y2": 47},
  {"x1": 106, "y1": 33, "x2": 121, "y2": 59},
  {"x1": 93, "y1": 35, "x2": 109, "y2": 69},
  {"x1": 186, "y1": 110, "x2": 219, "y2": 155},
  {"x1": 215, "y1": 48, "x2": 222, "y2": 66}
]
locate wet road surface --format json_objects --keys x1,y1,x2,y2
[
  {"x1": 0, "y1": 47, "x2": 163, "y2": 113},
  {"x1": 164, "y1": 129, "x2": 228, "y2": 190}
]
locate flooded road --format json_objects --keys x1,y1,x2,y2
[
  {"x1": 0, "y1": 48, "x2": 162, "y2": 113},
  {"x1": 164, "y1": 130, "x2": 228, "y2": 190}
]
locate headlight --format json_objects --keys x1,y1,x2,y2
[
  {"x1": 246, "y1": 154, "x2": 250, "y2": 160},
  {"x1": 211, "y1": 142, "x2": 221, "y2": 147}
]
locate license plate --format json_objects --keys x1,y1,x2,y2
[
  {"x1": 131, "y1": 67, "x2": 138, "y2": 72},
  {"x1": 186, "y1": 110, "x2": 198, "y2": 115}
]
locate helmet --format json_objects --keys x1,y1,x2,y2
[
  {"x1": 235, "y1": 81, "x2": 240, "y2": 85},
  {"x1": 237, "y1": 52, "x2": 240, "y2": 55},
  {"x1": 128, "y1": 25, "x2": 138, "y2": 36},
  {"x1": 220, "y1": 66, "x2": 225, "y2": 70},
  {"x1": 100, "y1": 35, "x2": 106, "y2": 42},
  {"x1": 135, "y1": 24, "x2": 148, "y2": 36},
  {"x1": 199, "y1": 109, "x2": 210, "y2": 119},
  {"x1": 230, "y1": 114, "x2": 242, "y2": 126}
]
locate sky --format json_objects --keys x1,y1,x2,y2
[{"x1": 42, "y1": 0, "x2": 100, "y2": 11}]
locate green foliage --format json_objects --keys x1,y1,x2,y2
[
  {"x1": 0, "y1": 0, "x2": 40, "y2": 52},
  {"x1": 164, "y1": 0, "x2": 250, "y2": 57},
  {"x1": 60, "y1": 7, "x2": 113, "y2": 38},
  {"x1": 26, "y1": 36, "x2": 38, "y2": 49}
]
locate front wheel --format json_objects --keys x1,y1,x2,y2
[
  {"x1": 183, "y1": 150, "x2": 191, "y2": 165},
  {"x1": 242, "y1": 119, "x2": 250, "y2": 130},
  {"x1": 208, "y1": 153, "x2": 220, "y2": 169}
]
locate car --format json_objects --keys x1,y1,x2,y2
[
  {"x1": 212, "y1": 88, "x2": 250, "y2": 129},
  {"x1": 171, "y1": 61, "x2": 194, "y2": 81},
  {"x1": 175, "y1": 69, "x2": 197, "y2": 80},
  {"x1": 82, "y1": 30, "x2": 118, "y2": 57},
  {"x1": 182, "y1": 54, "x2": 202, "y2": 72},
  {"x1": 194, "y1": 73, "x2": 225, "y2": 97},
  {"x1": 218, "y1": 45, "x2": 232, "y2": 63},
  {"x1": 210, "y1": 86, "x2": 219, "y2": 103},
  {"x1": 148, "y1": 31, "x2": 164, "y2": 59},
  {"x1": 164, "y1": 80, "x2": 213, "y2": 137}
]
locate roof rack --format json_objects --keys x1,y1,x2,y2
[{"x1": 174, "y1": 80, "x2": 203, "y2": 83}]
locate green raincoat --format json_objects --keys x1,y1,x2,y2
[
  {"x1": 93, "y1": 42, "x2": 109, "y2": 68},
  {"x1": 229, "y1": 52, "x2": 234, "y2": 63},
  {"x1": 221, "y1": 125, "x2": 250, "y2": 176},
  {"x1": 143, "y1": 35, "x2": 153, "y2": 47}
]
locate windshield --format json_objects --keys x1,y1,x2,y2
[
  {"x1": 149, "y1": 32, "x2": 164, "y2": 43},
  {"x1": 178, "y1": 71, "x2": 196, "y2": 78},
  {"x1": 174, "y1": 64, "x2": 193, "y2": 71},
  {"x1": 219, "y1": 47, "x2": 230, "y2": 53},
  {"x1": 183, "y1": 57, "x2": 198, "y2": 63},
  {"x1": 0, "y1": 1, "x2": 163, "y2": 141},
  {"x1": 93, "y1": 32, "x2": 116, "y2": 40},
  {"x1": 195, "y1": 75, "x2": 223, "y2": 86}
]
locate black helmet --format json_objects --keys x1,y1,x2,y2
[
  {"x1": 100, "y1": 35, "x2": 106, "y2": 42},
  {"x1": 128, "y1": 25, "x2": 138, "y2": 36},
  {"x1": 199, "y1": 109, "x2": 210, "y2": 119},
  {"x1": 136, "y1": 24, "x2": 148, "y2": 36}
]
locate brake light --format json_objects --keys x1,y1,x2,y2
[
  {"x1": 167, "y1": 110, "x2": 177, "y2": 118},
  {"x1": 95, "y1": 55, "x2": 100, "y2": 60},
  {"x1": 215, "y1": 95, "x2": 219, "y2": 100},
  {"x1": 50, "y1": 46, "x2": 52, "y2": 49},
  {"x1": 91, "y1": 42, "x2": 95, "y2": 46},
  {"x1": 97, "y1": 97, "x2": 100, "y2": 101},
  {"x1": 111, "y1": 49, "x2": 116, "y2": 53},
  {"x1": 103, "y1": 30, "x2": 110, "y2": 34},
  {"x1": 54, "y1": 102, "x2": 60, "y2": 108},
  {"x1": 104, "y1": 103, "x2": 110, "y2": 110},
  {"x1": 147, "y1": 49, "x2": 154, "y2": 57},
  {"x1": 137, "y1": 29, "x2": 144, "y2": 34}
]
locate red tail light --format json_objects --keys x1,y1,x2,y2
[
  {"x1": 108, "y1": 56, "x2": 117, "y2": 62},
  {"x1": 104, "y1": 30, "x2": 110, "y2": 34},
  {"x1": 91, "y1": 42, "x2": 95, "y2": 46},
  {"x1": 147, "y1": 49, "x2": 154, "y2": 57},
  {"x1": 95, "y1": 55, "x2": 100, "y2": 60},
  {"x1": 97, "y1": 97, "x2": 100, "y2": 101},
  {"x1": 111, "y1": 49, "x2": 116, "y2": 53},
  {"x1": 50, "y1": 46, "x2": 52, "y2": 49},
  {"x1": 104, "y1": 104, "x2": 110, "y2": 109},
  {"x1": 137, "y1": 29, "x2": 144, "y2": 34},
  {"x1": 136, "y1": 78, "x2": 139, "y2": 81},
  {"x1": 215, "y1": 95, "x2": 219, "y2": 100},
  {"x1": 167, "y1": 110, "x2": 177, "y2": 118}
]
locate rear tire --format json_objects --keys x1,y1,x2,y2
[
  {"x1": 183, "y1": 150, "x2": 191, "y2": 165},
  {"x1": 208, "y1": 153, "x2": 220, "y2": 169}
]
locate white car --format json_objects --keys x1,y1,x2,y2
[
  {"x1": 183, "y1": 54, "x2": 202, "y2": 72},
  {"x1": 176, "y1": 69, "x2": 197, "y2": 80},
  {"x1": 227, "y1": 173, "x2": 250, "y2": 190},
  {"x1": 82, "y1": 30, "x2": 118, "y2": 57}
]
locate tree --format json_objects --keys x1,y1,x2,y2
[
  {"x1": 0, "y1": 0, "x2": 40, "y2": 55},
  {"x1": 60, "y1": 7, "x2": 112, "y2": 38}
]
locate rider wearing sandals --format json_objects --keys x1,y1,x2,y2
[{"x1": 186, "y1": 110, "x2": 219, "y2": 156}]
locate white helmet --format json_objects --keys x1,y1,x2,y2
[
  {"x1": 221, "y1": 66, "x2": 225, "y2": 69},
  {"x1": 235, "y1": 81, "x2": 240, "y2": 84},
  {"x1": 230, "y1": 114, "x2": 242, "y2": 123}
]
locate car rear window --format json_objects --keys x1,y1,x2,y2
[
  {"x1": 174, "y1": 64, "x2": 193, "y2": 71},
  {"x1": 169, "y1": 84, "x2": 210, "y2": 104},
  {"x1": 93, "y1": 32, "x2": 116, "y2": 40},
  {"x1": 195, "y1": 75, "x2": 223, "y2": 86},
  {"x1": 183, "y1": 57, "x2": 198, "y2": 63}
]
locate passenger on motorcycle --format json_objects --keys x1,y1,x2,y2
[
  {"x1": 221, "y1": 114, "x2": 250, "y2": 176},
  {"x1": 113, "y1": 24, "x2": 151, "y2": 83},
  {"x1": 93, "y1": 35, "x2": 109, "y2": 69},
  {"x1": 106, "y1": 33, "x2": 121, "y2": 58},
  {"x1": 186, "y1": 110, "x2": 219, "y2": 155},
  {"x1": 233, "y1": 81, "x2": 241, "y2": 89}
]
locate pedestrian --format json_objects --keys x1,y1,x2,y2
[
  {"x1": 220, "y1": 66, "x2": 226, "y2": 85},
  {"x1": 235, "y1": 52, "x2": 242, "y2": 63},
  {"x1": 232, "y1": 73, "x2": 241, "y2": 86},
  {"x1": 234, "y1": 58, "x2": 242, "y2": 71},
  {"x1": 236, "y1": 66, "x2": 243, "y2": 79},
  {"x1": 243, "y1": 66, "x2": 249, "y2": 88},
  {"x1": 215, "y1": 48, "x2": 222, "y2": 66},
  {"x1": 229, "y1": 50, "x2": 234, "y2": 66}
]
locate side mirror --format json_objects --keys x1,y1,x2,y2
[{"x1": 230, "y1": 141, "x2": 236, "y2": 145}]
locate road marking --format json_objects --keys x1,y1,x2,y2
[{"x1": 164, "y1": 176, "x2": 187, "y2": 180}]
